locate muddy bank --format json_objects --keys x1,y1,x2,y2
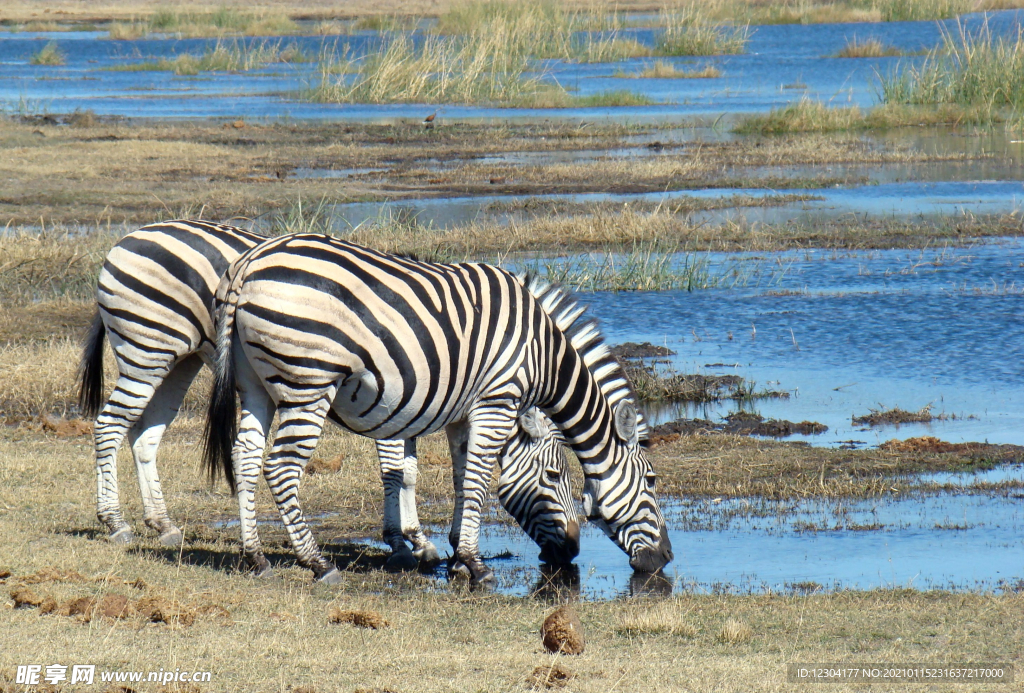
[{"x1": 649, "y1": 412, "x2": 827, "y2": 444}]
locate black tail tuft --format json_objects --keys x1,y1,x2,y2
[
  {"x1": 77, "y1": 312, "x2": 106, "y2": 419},
  {"x1": 203, "y1": 310, "x2": 238, "y2": 491}
]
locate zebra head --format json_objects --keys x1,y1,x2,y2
[
  {"x1": 496, "y1": 408, "x2": 580, "y2": 566},
  {"x1": 580, "y1": 400, "x2": 673, "y2": 574}
]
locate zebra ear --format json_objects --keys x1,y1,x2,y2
[
  {"x1": 613, "y1": 400, "x2": 638, "y2": 445},
  {"x1": 518, "y1": 408, "x2": 546, "y2": 440}
]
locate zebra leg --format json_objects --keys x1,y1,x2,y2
[
  {"x1": 94, "y1": 370, "x2": 167, "y2": 543},
  {"x1": 445, "y1": 419, "x2": 471, "y2": 578},
  {"x1": 233, "y1": 375, "x2": 276, "y2": 578},
  {"x1": 126, "y1": 354, "x2": 203, "y2": 546},
  {"x1": 377, "y1": 438, "x2": 441, "y2": 570},
  {"x1": 377, "y1": 439, "x2": 418, "y2": 572},
  {"x1": 265, "y1": 400, "x2": 339, "y2": 584},
  {"x1": 399, "y1": 442, "x2": 441, "y2": 566},
  {"x1": 452, "y1": 407, "x2": 518, "y2": 585}
]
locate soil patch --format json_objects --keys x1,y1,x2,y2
[
  {"x1": 527, "y1": 663, "x2": 576, "y2": 688},
  {"x1": 611, "y1": 342, "x2": 676, "y2": 359},
  {"x1": 853, "y1": 405, "x2": 955, "y2": 427},
  {"x1": 649, "y1": 413, "x2": 827, "y2": 445}
]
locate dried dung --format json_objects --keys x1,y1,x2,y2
[
  {"x1": 39, "y1": 596, "x2": 59, "y2": 614},
  {"x1": 0, "y1": 568, "x2": 10, "y2": 580},
  {"x1": 10, "y1": 588, "x2": 44, "y2": 608},
  {"x1": 97, "y1": 593, "x2": 131, "y2": 619},
  {"x1": 328, "y1": 608, "x2": 389, "y2": 629},
  {"x1": 19, "y1": 567, "x2": 88, "y2": 584},
  {"x1": 136, "y1": 596, "x2": 195, "y2": 626},
  {"x1": 541, "y1": 606, "x2": 585, "y2": 655},
  {"x1": 306, "y1": 454, "x2": 344, "y2": 474},
  {"x1": 67, "y1": 596, "x2": 96, "y2": 618},
  {"x1": 40, "y1": 415, "x2": 93, "y2": 437},
  {"x1": 527, "y1": 663, "x2": 576, "y2": 688}
]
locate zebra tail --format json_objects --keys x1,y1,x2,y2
[
  {"x1": 77, "y1": 311, "x2": 106, "y2": 419},
  {"x1": 203, "y1": 296, "x2": 239, "y2": 491}
]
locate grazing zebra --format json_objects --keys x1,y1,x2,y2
[
  {"x1": 205, "y1": 233, "x2": 672, "y2": 584},
  {"x1": 78, "y1": 220, "x2": 578, "y2": 572}
]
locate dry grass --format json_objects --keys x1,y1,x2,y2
[
  {"x1": 1, "y1": 419, "x2": 1024, "y2": 690},
  {"x1": 717, "y1": 618, "x2": 753, "y2": 644},
  {"x1": 832, "y1": 36, "x2": 904, "y2": 58},
  {"x1": 622, "y1": 60, "x2": 722, "y2": 78}
]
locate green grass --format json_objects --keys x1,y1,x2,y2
[
  {"x1": 109, "y1": 40, "x2": 310, "y2": 75},
  {"x1": 732, "y1": 98, "x2": 1001, "y2": 134},
  {"x1": 525, "y1": 245, "x2": 736, "y2": 292},
  {"x1": 873, "y1": 0, "x2": 973, "y2": 21},
  {"x1": 29, "y1": 42, "x2": 64, "y2": 66},
  {"x1": 655, "y1": 6, "x2": 749, "y2": 56},
  {"x1": 880, "y1": 21, "x2": 1024, "y2": 117}
]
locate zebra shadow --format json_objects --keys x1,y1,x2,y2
[{"x1": 131, "y1": 539, "x2": 392, "y2": 575}]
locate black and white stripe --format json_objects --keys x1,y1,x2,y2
[
  {"x1": 204, "y1": 233, "x2": 671, "y2": 584},
  {"x1": 79, "y1": 220, "x2": 578, "y2": 570}
]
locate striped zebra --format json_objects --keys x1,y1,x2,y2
[
  {"x1": 204, "y1": 233, "x2": 672, "y2": 584},
  {"x1": 78, "y1": 220, "x2": 579, "y2": 573}
]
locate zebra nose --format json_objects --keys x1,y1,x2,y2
[
  {"x1": 628, "y1": 531, "x2": 674, "y2": 573},
  {"x1": 538, "y1": 519, "x2": 580, "y2": 565}
]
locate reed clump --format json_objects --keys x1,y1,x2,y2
[
  {"x1": 111, "y1": 40, "x2": 310, "y2": 74},
  {"x1": 656, "y1": 6, "x2": 749, "y2": 56},
  {"x1": 880, "y1": 21, "x2": 1024, "y2": 118},
  {"x1": 30, "y1": 42, "x2": 64, "y2": 66},
  {"x1": 733, "y1": 99, "x2": 866, "y2": 134},
  {"x1": 832, "y1": 37, "x2": 904, "y2": 58},
  {"x1": 309, "y1": 25, "x2": 552, "y2": 106}
]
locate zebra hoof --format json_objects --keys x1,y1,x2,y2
[
  {"x1": 384, "y1": 549, "x2": 419, "y2": 573},
  {"x1": 254, "y1": 564, "x2": 274, "y2": 579},
  {"x1": 158, "y1": 527, "x2": 184, "y2": 547},
  {"x1": 446, "y1": 559, "x2": 471, "y2": 579},
  {"x1": 109, "y1": 527, "x2": 135, "y2": 545},
  {"x1": 317, "y1": 568, "x2": 343, "y2": 586},
  {"x1": 469, "y1": 566, "x2": 495, "y2": 587},
  {"x1": 414, "y1": 544, "x2": 442, "y2": 567}
]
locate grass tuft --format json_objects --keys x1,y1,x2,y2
[
  {"x1": 617, "y1": 601, "x2": 698, "y2": 637},
  {"x1": 622, "y1": 60, "x2": 722, "y2": 79},
  {"x1": 656, "y1": 5, "x2": 748, "y2": 56},
  {"x1": 880, "y1": 21, "x2": 1024, "y2": 118},
  {"x1": 733, "y1": 99, "x2": 865, "y2": 134},
  {"x1": 717, "y1": 619, "x2": 753, "y2": 644},
  {"x1": 110, "y1": 40, "x2": 310, "y2": 75},
  {"x1": 832, "y1": 37, "x2": 905, "y2": 58},
  {"x1": 29, "y1": 42, "x2": 64, "y2": 66}
]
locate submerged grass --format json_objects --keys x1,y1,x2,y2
[
  {"x1": 29, "y1": 42, "x2": 64, "y2": 66},
  {"x1": 619, "y1": 60, "x2": 721, "y2": 78}
]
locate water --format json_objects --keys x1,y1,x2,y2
[
  {"x1": 452, "y1": 466, "x2": 1024, "y2": 598},
  {"x1": 2, "y1": 10, "x2": 1022, "y2": 120},
  {"x1": 319, "y1": 179, "x2": 1024, "y2": 231},
  {"x1": 561, "y1": 241, "x2": 1024, "y2": 447}
]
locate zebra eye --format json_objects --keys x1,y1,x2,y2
[
  {"x1": 545, "y1": 467, "x2": 562, "y2": 483},
  {"x1": 645, "y1": 473, "x2": 656, "y2": 490}
]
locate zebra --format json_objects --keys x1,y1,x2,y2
[
  {"x1": 204, "y1": 233, "x2": 673, "y2": 585},
  {"x1": 77, "y1": 220, "x2": 579, "y2": 572}
]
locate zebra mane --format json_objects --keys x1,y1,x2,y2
[{"x1": 520, "y1": 273, "x2": 648, "y2": 441}]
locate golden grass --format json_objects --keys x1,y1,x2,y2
[
  {"x1": 832, "y1": 36, "x2": 904, "y2": 58},
  {"x1": 734, "y1": 99, "x2": 1002, "y2": 134},
  {"x1": 1, "y1": 420, "x2": 1023, "y2": 690},
  {"x1": 622, "y1": 59, "x2": 722, "y2": 78}
]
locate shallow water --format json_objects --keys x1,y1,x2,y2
[
  {"x1": 559, "y1": 241, "x2": 1024, "y2": 447},
  {"x1": 2, "y1": 11, "x2": 1022, "y2": 120},
  {"x1": 453, "y1": 465, "x2": 1024, "y2": 598},
  {"x1": 321, "y1": 179, "x2": 1024, "y2": 231}
]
